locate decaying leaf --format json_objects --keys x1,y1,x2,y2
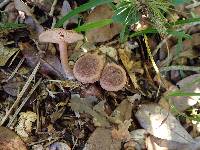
[
  {"x1": 99, "y1": 45, "x2": 118, "y2": 61},
  {"x1": 159, "y1": 74, "x2": 200, "y2": 112},
  {"x1": 85, "y1": 5, "x2": 122, "y2": 43},
  {"x1": 0, "y1": 126, "x2": 27, "y2": 150},
  {"x1": 20, "y1": 42, "x2": 66, "y2": 79},
  {"x1": 70, "y1": 94, "x2": 110, "y2": 127},
  {"x1": 84, "y1": 128, "x2": 122, "y2": 150},
  {"x1": 145, "y1": 135, "x2": 200, "y2": 150},
  {"x1": 135, "y1": 104, "x2": 195, "y2": 144},
  {"x1": 118, "y1": 48, "x2": 140, "y2": 89},
  {"x1": 14, "y1": 0, "x2": 32, "y2": 16},
  {"x1": 3, "y1": 81, "x2": 24, "y2": 96},
  {"x1": 15, "y1": 111, "x2": 37, "y2": 138},
  {"x1": 0, "y1": 40, "x2": 19, "y2": 66},
  {"x1": 109, "y1": 98, "x2": 133, "y2": 124},
  {"x1": 128, "y1": 129, "x2": 147, "y2": 150},
  {"x1": 111, "y1": 119, "x2": 132, "y2": 140},
  {"x1": 50, "y1": 107, "x2": 66, "y2": 123}
]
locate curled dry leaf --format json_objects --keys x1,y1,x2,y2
[
  {"x1": 145, "y1": 135, "x2": 200, "y2": 150},
  {"x1": 19, "y1": 42, "x2": 66, "y2": 79},
  {"x1": 118, "y1": 48, "x2": 140, "y2": 89},
  {"x1": 127, "y1": 129, "x2": 147, "y2": 150},
  {"x1": 111, "y1": 119, "x2": 132, "y2": 140},
  {"x1": 0, "y1": 126, "x2": 27, "y2": 150},
  {"x1": 0, "y1": 40, "x2": 19, "y2": 66},
  {"x1": 70, "y1": 94, "x2": 110, "y2": 127},
  {"x1": 109, "y1": 99, "x2": 133, "y2": 124},
  {"x1": 14, "y1": 0, "x2": 32, "y2": 16},
  {"x1": 85, "y1": 5, "x2": 122, "y2": 43},
  {"x1": 15, "y1": 111, "x2": 37, "y2": 138},
  {"x1": 135, "y1": 104, "x2": 195, "y2": 144},
  {"x1": 99, "y1": 45, "x2": 118, "y2": 61},
  {"x1": 3, "y1": 81, "x2": 24, "y2": 96},
  {"x1": 159, "y1": 74, "x2": 200, "y2": 113},
  {"x1": 84, "y1": 128, "x2": 122, "y2": 150}
]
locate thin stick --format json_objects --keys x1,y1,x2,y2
[
  {"x1": 0, "y1": 62, "x2": 40, "y2": 125},
  {"x1": 160, "y1": 65, "x2": 200, "y2": 72},
  {"x1": 49, "y1": 0, "x2": 58, "y2": 16},
  {"x1": 4, "y1": 57, "x2": 25, "y2": 82},
  {"x1": 7, "y1": 78, "x2": 42, "y2": 127}
]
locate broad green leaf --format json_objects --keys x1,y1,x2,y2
[
  {"x1": 55, "y1": 0, "x2": 113, "y2": 28},
  {"x1": 74, "y1": 19, "x2": 113, "y2": 32},
  {"x1": 112, "y1": 1, "x2": 139, "y2": 25}
]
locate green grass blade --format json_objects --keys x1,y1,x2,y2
[
  {"x1": 168, "y1": 91, "x2": 200, "y2": 97},
  {"x1": 0, "y1": 23, "x2": 26, "y2": 30},
  {"x1": 167, "y1": 17, "x2": 200, "y2": 27},
  {"x1": 74, "y1": 19, "x2": 113, "y2": 32},
  {"x1": 130, "y1": 17, "x2": 200, "y2": 37},
  {"x1": 55, "y1": 0, "x2": 113, "y2": 28}
]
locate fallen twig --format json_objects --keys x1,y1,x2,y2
[
  {"x1": 160, "y1": 65, "x2": 200, "y2": 73},
  {"x1": 7, "y1": 78, "x2": 42, "y2": 127},
  {"x1": 0, "y1": 62, "x2": 40, "y2": 125}
]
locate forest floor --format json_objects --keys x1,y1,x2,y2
[{"x1": 0, "y1": 0, "x2": 200, "y2": 150}]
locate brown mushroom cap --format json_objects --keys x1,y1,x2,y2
[
  {"x1": 39, "y1": 28, "x2": 83, "y2": 44},
  {"x1": 0, "y1": 126, "x2": 27, "y2": 150},
  {"x1": 100, "y1": 63, "x2": 127, "y2": 91},
  {"x1": 73, "y1": 53, "x2": 105, "y2": 83}
]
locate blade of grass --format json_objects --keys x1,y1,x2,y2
[
  {"x1": 74, "y1": 19, "x2": 113, "y2": 32},
  {"x1": 130, "y1": 17, "x2": 200, "y2": 38},
  {"x1": 0, "y1": 23, "x2": 26, "y2": 30},
  {"x1": 168, "y1": 91, "x2": 200, "y2": 97},
  {"x1": 55, "y1": 0, "x2": 113, "y2": 28}
]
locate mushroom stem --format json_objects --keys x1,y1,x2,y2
[{"x1": 59, "y1": 42, "x2": 74, "y2": 79}]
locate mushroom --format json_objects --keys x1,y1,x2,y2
[
  {"x1": 39, "y1": 28, "x2": 83, "y2": 79},
  {"x1": 0, "y1": 126, "x2": 27, "y2": 150},
  {"x1": 100, "y1": 63, "x2": 127, "y2": 91},
  {"x1": 73, "y1": 53, "x2": 105, "y2": 83}
]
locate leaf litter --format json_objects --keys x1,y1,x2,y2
[{"x1": 0, "y1": 1, "x2": 200, "y2": 150}]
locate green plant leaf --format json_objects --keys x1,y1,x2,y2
[
  {"x1": 130, "y1": 17, "x2": 200, "y2": 37},
  {"x1": 171, "y1": 0, "x2": 191, "y2": 5},
  {"x1": 0, "y1": 23, "x2": 26, "y2": 30},
  {"x1": 168, "y1": 91, "x2": 200, "y2": 97},
  {"x1": 74, "y1": 19, "x2": 113, "y2": 32},
  {"x1": 119, "y1": 25, "x2": 129, "y2": 43},
  {"x1": 55, "y1": 0, "x2": 113, "y2": 28},
  {"x1": 112, "y1": 1, "x2": 140, "y2": 25}
]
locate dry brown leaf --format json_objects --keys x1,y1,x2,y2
[
  {"x1": 15, "y1": 111, "x2": 37, "y2": 139},
  {"x1": 70, "y1": 94, "x2": 110, "y2": 127},
  {"x1": 111, "y1": 120, "x2": 132, "y2": 140},
  {"x1": 14, "y1": 0, "x2": 32, "y2": 16},
  {"x1": 146, "y1": 135, "x2": 199, "y2": 150},
  {"x1": 3, "y1": 81, "x2": 24, "y2": 96},
  {"x1": 109, "y1": 98, "x2": 133, "y2": 124},
  {"x1": 20, "y1": 42, "x2": 66, "y2": 79},
  {"x1": 85, "y1": 5, "x2": 122, "y2": 43},
  {"x1": 84, "y1": 128, "x2": 122, "y2": 150},
  {"x1": 118, "y1": 48, "x2": 140, "y2": 89},
  {"x1": 135, "y1": 104, "x2": 195, "y2": 144},
  {"x1": 0, "y1": 127, "x2": 27, "y2": 150},
  {"x1": 0, "y1": 40, "x2": 19, "y2": 66},
  {"x1": 159, "y1": 74, "x2": 200, "y2": 113}
]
